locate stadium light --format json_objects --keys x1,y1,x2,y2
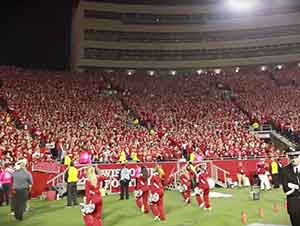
[
  {"x1": 235, "y1": 67, "x2": 240, "y2": 73},
  {"x1": 276, "y1": 65, "x2": 283, "y2": 70},
  {"x1": 227, "y1": 0, "x2": 258, "y2": 11},
  {"x1": 298, "y1": 62, "x2": 300, "y2": 68},
  {"x1": 197, "y1": 69, "x2": 203, "y2": 75},
  {"x1": 170, "y1": 70, "x2": 176, "y2": 76},
  {"x1": 148, "y1": 70, "x2": 155, "y2": 76},
  {"x1": 214, "y1": 69, "x2": 222, "y2": 74},
  {"x1": 106, "y1": 69, "x2": 114, "y2": 73},
  {"x1": 127, "y1": 69, "x2": 135, "y2": 76},
  {"x1": 261, "y1": 66, "x2": 267, "y2": 71}
]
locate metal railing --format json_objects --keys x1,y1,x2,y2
[{"x1": 210, "y1": 164, "x2": 230, "y2": 188}]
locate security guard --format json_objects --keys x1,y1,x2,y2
[
  {"x1": 281, "y1": 147, "x2": 300, "y2": 226},
  {"x1": 64, "y1": 161, "x2": 78, "y2": 207},
  {"x1": 270, "y1": 157, "x2": 280, "y2": 188}
]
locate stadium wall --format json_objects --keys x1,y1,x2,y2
[
  {"x1": 71, "y1": 1, "x2": 300, "y2": 70},
  {"x1": 31, "y1": 159, "x2": 288, "y2": 197}
]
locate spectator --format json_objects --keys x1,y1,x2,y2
[
  {"x1": 0, "y1": 163, "x2": 13, "y2": 206},
  {"x1": 237, "y1": 162, "x2": 246, "y2": 187}
]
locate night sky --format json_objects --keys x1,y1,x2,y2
[
  {"x1": 0, "y1": 0, "x2": 73, "y2": 70},
  {"x1": 0, "y1": 0, "x2": 214, "y2": 70}
]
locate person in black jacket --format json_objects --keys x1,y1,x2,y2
[{"x1": 281, "y1": 147, "x2": 300, "y2": 226}]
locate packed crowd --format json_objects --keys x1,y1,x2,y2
[
  {"x1": 1, "y1": 66, "x2": 299, "y2": 168},
  {"x1": 110, "y1": 72, "x2": 274, "y2": 160},
  {"x1": 216, "y1": 66, "x2": 300, "y2": 142}
]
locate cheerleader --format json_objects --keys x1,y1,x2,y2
[
  {"x1": 135, "y1": 166, "x2": 149, "y2": 214},
  {"x1": 82, "y1": 167, "x2": 107, "y2": 226},
  {"x1": 149, "y1": 166, "x2": 166, "y2": 221},
  {"x1": 195, "y1": 165, "x2": 211, "y2": 210},
  {"x1": 179, "y1": 169, "x2": 192, "y2": 204}
]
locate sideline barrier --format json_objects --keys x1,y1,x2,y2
[{"x1": 31, "y1": 158, "x2": 288, "y2": 197}]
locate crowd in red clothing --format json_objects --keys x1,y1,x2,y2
[
  {"x1": 216, "y1": 66, "x2": 300, "y2": 140},
  {"x1": 2, "y1": 65, "x2": 299, "y2": 167}
]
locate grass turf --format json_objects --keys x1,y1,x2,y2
[{"x1": 0, "y1": 188, "x2": 291, "y2": 226}]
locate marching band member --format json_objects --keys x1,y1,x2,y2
[
  {"x1": 179, "y1": 168, "x2": 192, "y2": 204},
  {"x1": 149, "y1": 166, "x2": 166, "y2": 221},
  {"x1": 82, "y1": 167, "x2": 107, "y2": 226},
  {"x1": 195, "y1": 165, "x2": 211, "y2": 210},
  {"x1": 135, "y1": 166, "x2": 149, "y2": 214},
  {"x1": 281, "y1": 147, "x2": 300, "y2": 226}
]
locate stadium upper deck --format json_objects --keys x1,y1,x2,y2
[{"x1": 71, "y1": 0, "x2": 300, "y2": 70}]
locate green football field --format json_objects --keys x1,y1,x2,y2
[{"x1": 0, "y1": 188, "x2": 291, "y2": 226}]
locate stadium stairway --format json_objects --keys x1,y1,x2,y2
[
  {"x1": 167, "y1": 161, "x2": 230, "y2": 191},
  {"x1": 217, "y1": 81, "x2": 295, "y2": 149},
  {"x1": 271, "y1": 130, "x2": 296, "y2": 148},
  {"x1": 268, "y1": 71, "x2": 281, "y2": 87},
  {"x1": 47, "y1": 166, "x2": 88, "y2": 196}
]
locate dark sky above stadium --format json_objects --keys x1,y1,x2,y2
[
  {"x1": 0, "y1": 0, "x2": 73, "y2": 70},
  {"x1": 0, "y1": 0, "x2": 226, "y2": 70},
  {"x1": 85, "y1": 0, "x2": 218, "y2": 5},
  {"x1": 0, "y1": 0, "x2": 202, "y2": 70}
]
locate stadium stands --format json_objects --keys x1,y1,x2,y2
[{"x1": 2, "y1": 66, "x2": 298, "y2": 166}]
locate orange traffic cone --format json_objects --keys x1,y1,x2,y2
[
  {"x1": 259, "y1": 207, "x2": 264, "y2": 218},
  {"x1": 273, "y1": 203, "x2": 280, "y2": 213},
  {"x1": 241, "y1": 211, "x2": 247, "y2": 224}
]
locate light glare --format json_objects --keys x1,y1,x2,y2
[
  {"x1": 215, "y1": 69, "x2": 221, "y2": 74},
  {"x1": 261, "y1": 66, "x2": 267, "y2": 71},
  {"x1": 228, "y1": 0, "x2": 257, "y2": 11},
  {"x1": 197, "y1": 69, "x2": 203, "y2": 75},
  {"x1": 276, "y1": 65, "x2": 283, "y2": 70}
]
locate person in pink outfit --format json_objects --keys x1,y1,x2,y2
[{"x1": 0, "y1": 164, "x2": 13, "y2": 206}]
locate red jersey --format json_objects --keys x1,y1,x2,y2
[
  {"x1": 257, "y1": 166, "x2": 266, "y2": 175},
  {"x1": 150, "y1": 173, "x2": 163, "y2": 195},
  {"x1": 180, "y1": 173, "x2": 191, "y2": 190},
  {"x1": 136, "y1": 174, "x2": 149, "y2": 192},
  {"x1": 197, "y1": 171, "x2": 209, "y2": 190}
]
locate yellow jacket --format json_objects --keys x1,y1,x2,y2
[
  {"x1": 133, "y1": 118, "x2": 139, "y2": 125},
  {"x1": 64, "y1": 155, "x2": 71, "y2": 166},
  {"x1": 119, "y1": 150, "x2": 126, "y2": 163},
  {"x1": 131, "y1": 152, "x2": 139, "y2": 162},
  {"x1": 66, "y1": 166, "x2": 78, "y2": 183},
  {"x1": 271, "y1": 161, "x2": 279, "y2": 174},
  {"x1": 190, "y1": 152, "x2": 196, "y2": 162}
]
